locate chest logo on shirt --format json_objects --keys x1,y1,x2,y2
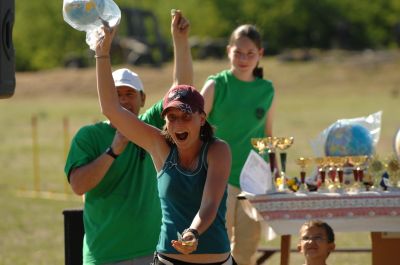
[{"x1": 255, "y1": 108, "x2": 265, "y2": 119}]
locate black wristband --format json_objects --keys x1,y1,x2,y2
[
  {"x1": 105, "y1": 147, "x2": 119, "y2": 159},
  {"x1": 182, "y1": 228, "x2": 199, "y2": 240}
]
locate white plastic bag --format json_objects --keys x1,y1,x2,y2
[
  {"x1": 394, "y1": 128, "x2": 400, "y2": 160},
  {"x1": 310, "y1": 111, "x2": 382, "y2": 157},
  {"x1": 62, "y1": 0, "x2": 121, "y2": 50}
]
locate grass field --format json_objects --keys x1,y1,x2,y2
[{"x1": 1, "y1": 50, "x2": 399, "y2": 264}]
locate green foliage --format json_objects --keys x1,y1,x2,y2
[
  {"x1": 237, "y1": 0, "x2": 400, "y2": 52},
  {"x1": 13, "y1": 0, "x2": 400, "y2": 70},
  {"x1": 14, "y1": 0, "x2": 87, "y2": 70}
]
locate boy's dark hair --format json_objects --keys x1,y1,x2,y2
[
  {"x1": 229, "y1": 24, "x2": 264, "y2": 79},
  {"x1": 300, "y1": 220, "x2": 335, "y2": 243}
]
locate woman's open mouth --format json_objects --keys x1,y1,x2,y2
[{"x1": 175, "y1": 132, "x2": 189, "y2": 141}]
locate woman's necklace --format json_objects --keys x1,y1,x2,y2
[{"x1": 179, "y1": 155, "x2": 199, "y2": 171}]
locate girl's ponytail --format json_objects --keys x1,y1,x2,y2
[{"x1": 253, "y1": 66, "x2": 263, "y2": 78}]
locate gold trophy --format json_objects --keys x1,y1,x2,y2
[
  {"x1": 330, "y1": 156, "x2": 347, "y2": 192},
  {"x1": 276, "y1": 137, "x2": 294, "y2": 176},
  {"x1": 251, "y1": 138, "x2": 268, "y2": 156},
  {"x1": 315, "y1": 157, "x2": 328, "y2": 192},
  {"x1": 264, "y1": 137, "x2": 280, "y2": 178},
  {"x1": 295, "y1": 157, "x2": 312, "y2": 192},
  {"x1": 325, "y1": 156, "x2": 345, "y2": 192},
  {"x1": 251, "y1": 137, "x2": 278, "y2": 175},
  {"x1": 275, "y1": 137, "x2": 294, "y2": 192},
  {"x1": 325, "y1": 157, "x2": 337, "y2": 190},
  {"x1": 386, "y1": 155, "x2": 400, "y2": 190},
  {"x1": 367, "y1": 155, "x2": 385, "y2": 190},
  {"x1": 251, "y1": 137, "x2": 276, "y2": 191},
  {"x1": 252, "y1": 137, "x2": 293, "y2": 191},
  {"x1": 348, "y1": 155, "x2": 368, "y2": 192}
]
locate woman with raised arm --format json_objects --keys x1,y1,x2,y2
[{"x1": 94, "y1": 10, "x2": 235, "y2": 265}]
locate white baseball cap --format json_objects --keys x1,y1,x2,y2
[{"x1": 112, "y1": 68, "x2": 144, "y2": 92}]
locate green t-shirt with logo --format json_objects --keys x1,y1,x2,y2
[
  {"x1": 64, "y1": 101, "x2": 164, "y2": 265},
  {"x1": 207, "y1": 70, "x2": 274, "y2": 188}
]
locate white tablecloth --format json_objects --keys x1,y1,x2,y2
[{"x1": 239, "y1": 190, "x2": 400, "y2": 235}]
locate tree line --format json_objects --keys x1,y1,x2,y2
[{"x1": 14, "y1": 0, "x2": 400, "y2": 71}]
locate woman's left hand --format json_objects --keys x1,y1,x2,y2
[{"x1": 171, "y1": 234, "x2": 198, "y2": 254}]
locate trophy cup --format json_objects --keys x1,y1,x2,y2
[
  {"x1": 325, "y1": 157, "x2": 337, "y2": 191},
  {"x1": 329, "y1": 156, "x2": 347, "y2": 192},
  {"x1": 386, "y1": 155, "x2": 400, "y2": 190},
  {"x1": 276, "y1": 137, "x2": 294, "y2": 176},
  {"x1": 275, "y1": 137, "x2": 294, "y2": 191},
  {"x1": 295, "y1": 157, "x2": 312, "y2": 192},
  {"x1": 315, "y1": 157, "x2": 328, "y2": 192},
  {"x1": 251, "y1": 137, "x2": 293, "y2": 191},
  {"x1": 251, "y1": 138, "x2": 268, "y2": 157},
  {"x1": 367, "y1": 155, "x2": 385, "y2": 190},
  {"x1": 264, "y1": 137, "x2": 280, "y2": 178},
  {"x1": 348, "y1": 155, "x2": 368, "y2": 192},
  {"x1": 251, "y1": 138, "x2": 274, "y2": 191}
]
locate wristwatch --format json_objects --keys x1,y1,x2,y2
[
  {"x1": 182, "y1": 228, "x2": 200, "y2": 240},
  {"x1": 105, "y1": 147, "x2": 119, "y2": 159}
]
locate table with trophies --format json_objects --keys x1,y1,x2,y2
[{"x1": 240, "y1": 137, "x2": 400, "y2": 265}]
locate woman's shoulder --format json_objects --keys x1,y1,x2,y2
[
  {"x1": 205, "y1": 139, "x2": 231, "y2": 171},
  {"x1": 207, "y1": 138, "x2": 231, "y2": 155}
]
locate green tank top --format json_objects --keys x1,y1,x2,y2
[
  {"x1": 156, "y1": 142, "x2": 230, "y2": 254},
  {"x1": 207, "y1": 70, "x2": 275, "y2": 187}
]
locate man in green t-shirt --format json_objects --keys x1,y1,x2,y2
[
  {"x1": 64, "y1": 10, "x2": 192, "y2": 265},
  {"x1": 65, "y1": 68, "x2": 164, "y2": 265}
]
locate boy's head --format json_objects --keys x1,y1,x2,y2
[{"x1": 297, "y1": 220, "x2": 336, "y2": 264}]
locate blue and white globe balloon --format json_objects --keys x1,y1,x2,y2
[
  {"x1": 325, "y1": 123, "x2": 374, "y2": 157},
  {"x1": 63, "y1": 0, "x2": 120, "y2": 32}
]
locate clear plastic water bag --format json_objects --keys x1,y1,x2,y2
[{"x1": 63, "y1": 0, "x2": 121, "y2": 50}]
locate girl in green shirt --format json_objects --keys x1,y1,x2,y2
[{"x1": 201, "y1": 24, "x2": 276, "y2": 265}]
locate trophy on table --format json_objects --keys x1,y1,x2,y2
[
  {"x1": 276, "y1": 137, "x2": 294, "y2": 176},
  {"x1": 367, "y1": 155, "x2": 385, "y2": 190},
  {"x1": 264, "y1": 137, "x2": 280, "y2": 178},
  {"x1": 315, "y1": 157, "x2": 329, "y2": 192},
  {"x1": 325, "y1": 157, "x2": 337, "y2": 190},
  {"x1": 276, "y1": 137, "x2": 294, "y2": 190},
  {"x1": 386, "y1": 155, "x2": 400, "y2": 190},
  {"x1": 295, "y1": 157, "x2": 312, "y2": 192},
  {"x1": 251, "y1": 137, "x2": 293, "y2": 191},
  {"x1": 348, "y1": 155, "x2": 369, "y2": 192},
  {"x1": 251, "y1": 138, "x2": 268, "y2": 157},
  {"x1": 329, "y1": 156, "x2": 347, "y2": 192},
  {"x1": 251, "y1": 137, "x2": 275, "y2": 191}
]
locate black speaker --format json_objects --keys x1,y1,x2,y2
[
  {"x1": 0, "y1": 0, "x2": 15, "y2": 99},
  {"x1": 63, "y1": 209, "x2": 84, "y2": 265}
]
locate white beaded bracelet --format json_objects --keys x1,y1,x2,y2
[{"x1": 94, "y1": 55, "x2": 109, "y2": 59}]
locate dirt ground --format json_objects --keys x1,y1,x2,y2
[
  {"x1": 14, "y1": 49, "x2": 400, "y2": 99},
  {"x1": 14, "y1": 65, "x2": 169, "y2": 99}
]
